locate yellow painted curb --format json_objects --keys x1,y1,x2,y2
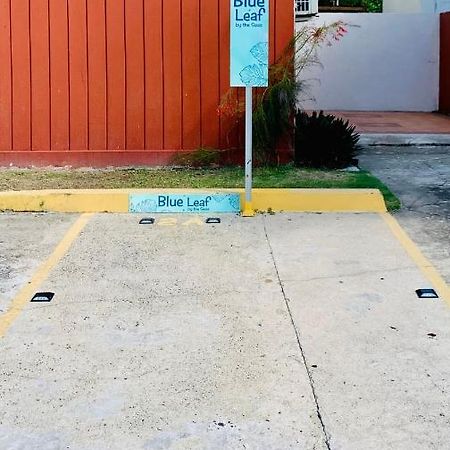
[
  {"x1": 0, "y1": 189, "x2": 128, "y2": 213},
  {"x1": 247, "y1": 189, "x2": 386, "y2": 213},
  {"x1": 0, "y1": 188, "x2": 387, "y2": 213}
]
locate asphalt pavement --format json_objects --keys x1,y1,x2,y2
[{"x1": 360, "y1": 145, "x2": 450, "y2": 284}]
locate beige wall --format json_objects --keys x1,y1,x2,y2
[
  {"x1": 384, "y1": 0, "x2": 431, "y2": 13},
  {"x1": 384, "y1": 0, "x2": 450, "y2": 13},
  {"x1": 299, "y1": 13, "x2": 440, "y2": 111},
  {"x1": 437, "y1": 0, "x2": 450, "y2": 12}
]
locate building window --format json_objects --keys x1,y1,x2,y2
[{"x1": 296, "y1": 0, "x2": 311, "y2": 13}]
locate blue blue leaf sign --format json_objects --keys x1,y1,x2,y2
[{"x1": 230, "y1": 0, "x2": 269, "y2": 88}]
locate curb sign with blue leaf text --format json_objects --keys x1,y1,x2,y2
[
  {"x1": 230, "y1": 0, "x2": 269, "y2": 87},
  {"x1": 129, "y1": 193, "x2": 241, "y2": 214}
]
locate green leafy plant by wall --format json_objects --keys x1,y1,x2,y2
[
  {"x1": 362, "y1": 0, "x2": 382, "y2": 12},
  {"x1": 319, "y1": 0, "x2": 382, "y2": 12},
  {"x1": 218, "y1": 21, "x2": 349, "y2": 166},
  {"x1": 294, "y1": 111, "x2": 361, "y2": 169}
]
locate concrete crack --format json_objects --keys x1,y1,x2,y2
[
  {"x1": 281, "y1": 264, "x2": 416, "y2": 284},
  {"x1": 263, "y1": 217, "x2": 332, "y2": 450}
]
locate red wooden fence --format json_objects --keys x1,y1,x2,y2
[
  {"x1": 0, "y1": 0, "x2": 293, "y2": 167},
  {"x1": 440, "y1": 13, "x2": 450, "y2": 114}
]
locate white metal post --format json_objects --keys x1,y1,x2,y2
[{"x1": 243, "y1": 86, "x2": 254, "y2": 217}]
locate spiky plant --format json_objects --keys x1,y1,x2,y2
[{"x1": 294, "y1": 110, "x2": 361, "y2": 169}]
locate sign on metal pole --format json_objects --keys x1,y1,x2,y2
[{"x1": 230, "y1": 0, "x2": 269, "y2": 216}]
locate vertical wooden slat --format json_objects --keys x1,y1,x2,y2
[
  {"x1": 218, "y1": 0, "x2": 236, "y2": 150},
  {"x1": 182, "y1": 0, "x2": 201, "y2": 150},
  {"x1": 49, "y1": 0, "x2": 69, "y2": 150},
  {"x1": 11, "y1": 0, "x2": 31, "y2": 150},
  {"x1": 144, "y1": 0, "x2": 163, "y2": 149},
  {"x1": 106, "y1": 0, "x2": 126, "y2": 150},
  {"x1": 30, "y1": 0, "x2": 50, "y2": 150},
  {"x1": 0, "y1": 0, "x2": 12, "y2": 150},
  {"x1": 87, "y1": 0, "x2": 107, "y2": 149},
  {"x1": 269, "y1": 0, "x2": 276, "y2": 63},
  {"x1": 125, "y1": 0, "x2": 145, "y2": 149},
  {"x1": 163, "y1": 0, "x2": 182, "y2": 150},
  {"x1": 275, "y1": 0, "x2": 293, "y2": 152},
  {"x1": 233, "y1": 0, "x2": 244, "y2": 151},
  {"x1": 200, "y1": 0, "x2": 220, "y2": 148},
  {"x1": 68, "y1": 0, "x2": 88, "y2": 149},
  {"x1": 440, "y1": 13, "x2": 450, "y2": 113},
  {"x1": 275, "y1": 0, "x2": 293, "y2": 58}
]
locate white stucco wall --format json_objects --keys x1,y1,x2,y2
[
  {"x1": 384, "y1": 0, "x2": 450, "y2": 13},
  {"x1": 384, "y1": 0, "x2": 426, "y2": 13},
  {"x1": 298, "y1": 13, "x2": 440, "y2": 111},
  {"x1": 437, "y1": 0, "x2": 450, "y2": 12}
]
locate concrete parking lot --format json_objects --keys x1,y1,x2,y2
[{"x1": 0, "y1": 212, "x2": 449, "y2": 449}]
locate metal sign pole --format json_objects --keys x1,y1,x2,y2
[
  {"x1": 230, "y1": 0, "x2": 268, "y2": 217},
  {"x1": 243, "y1": 86, "x2": 254, "y2": 217}
]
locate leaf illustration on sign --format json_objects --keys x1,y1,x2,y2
[
  {"x1": 250, "y1": 42, "x2": 268, "y2": 64},
  {"x1": 239, "y1": 42, "x2": 269, "y2": 86},
  {"x1": 131, "y1": 198, "x2": 157, "y2": 213},
  {"x1": 228, "y1": 195, "x2": 240, "y2": 210}
]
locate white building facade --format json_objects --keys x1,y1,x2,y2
[{"x1": 384, "y1": 0, "x2": 450, "y2": 13}]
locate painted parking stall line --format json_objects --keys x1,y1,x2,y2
[
  {"x1": 0, "y1": 213, "x2": 93, "y2": 338},
  {"x1": 380, "y1": 212, "x2": 450, "y2": 306}
]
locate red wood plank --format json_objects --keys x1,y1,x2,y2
[
  {"x1": 275, "y1": 0, "x2": 293, "y2": 58},
  {"x1": 181, "y1": 0, "x2": 201, "y2": 150},
  {"x1": 162, "y1": 0, "x2": 182, "y2": 150},
  {"x1": 440, "y1": 13, "x2": 450, "y2": 113},
  {"x1": 11, "y1": 0, "x2": 31, "y2": 150},
  {"x1": 269, "y1": 0, "x2": 276, "y2": 63},
  {"x1": 125, "y1": 0, "x2": 145, "y2": 149},
  {"x1": 30, "y1": 0, "x2": 50, "y2": 151},
  {"x1": 49, "y1": 0, "x2": 69, "y2": 150},
  {"x1": 87, "y1": 0, "x2": 107, "y2": 149},
  {"x1": 200, "y1": 0, "x2": 220, "y2": 149},
  {"x1": 68, "y1": 0, "x2": 88, "y2": 149},
  {"x1": 144, "y1": 0, "x2": 163, "y2": 149},
  {"x1": 0, "y1": 149, "x2": 199, "y2": 168},
  {"x1": 106, "y1": 0, "x2": 126, "y2": 150},
  {"x1": 218, "y1": 0, "x2": 236, "y2": 150},
  {"x1": 0, "y1": 0, "x2": 12, "y2": 150}
]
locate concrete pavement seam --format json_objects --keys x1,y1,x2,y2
[{"x1": 262, "y1": 216, "x2": 332, "y2": 450}]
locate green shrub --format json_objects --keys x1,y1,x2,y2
[
  {"x1": 362, "y1": 0, "x2": 383, "y2": 12},
  {"x1": 319, "y1": 0, "x2": 382, "y2": 12},
  {"x1": 294, "y1": 111, "x2": 361, "y2": 169}
]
